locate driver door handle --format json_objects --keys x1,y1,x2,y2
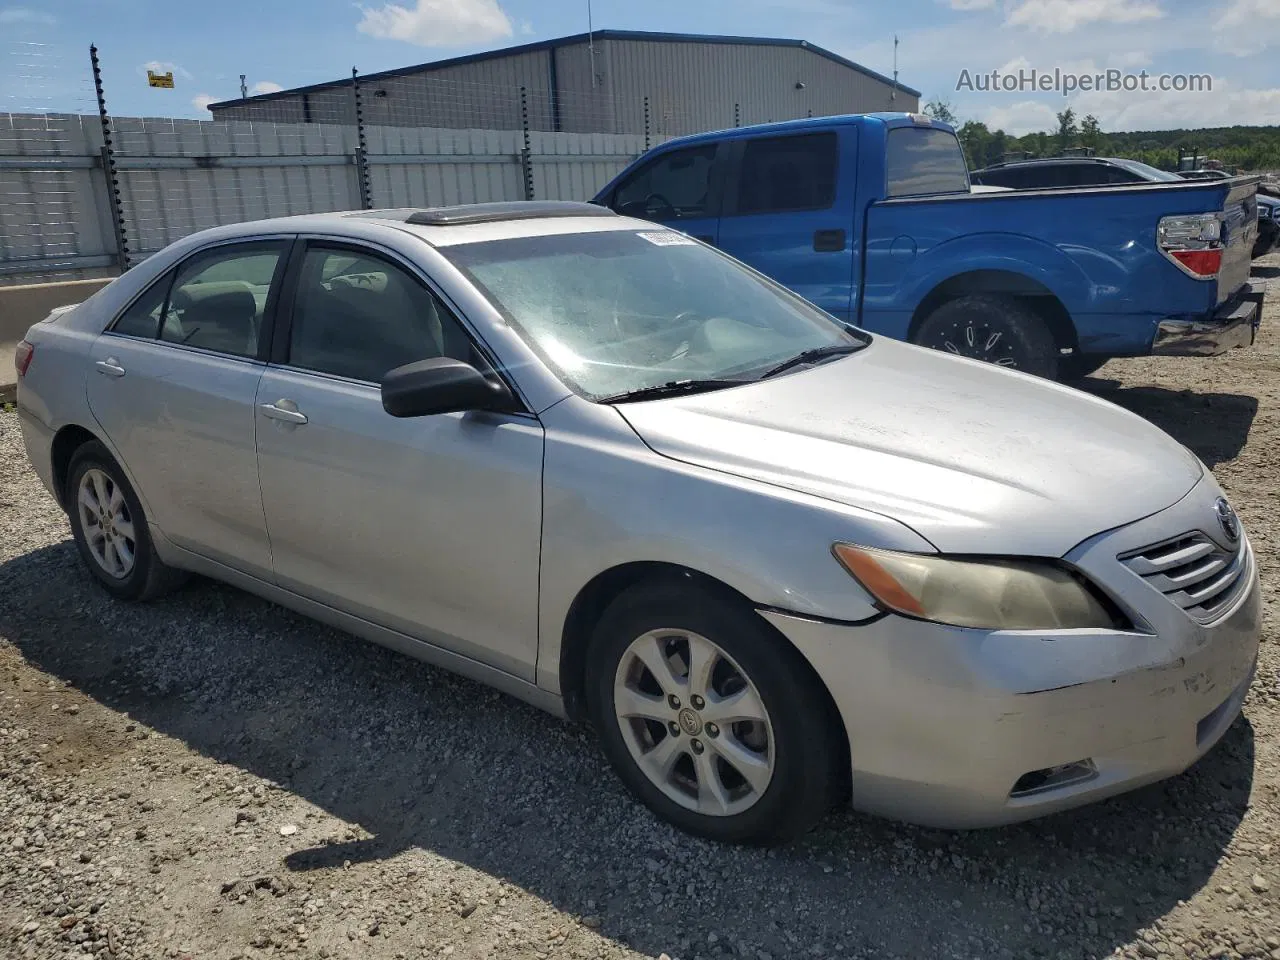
[
  {"x1": 259, "y1": 400, "x2": 308, "y2": 425},
  {"x1": 95, "y1": 357, "x2": 126, "y2": 378}
]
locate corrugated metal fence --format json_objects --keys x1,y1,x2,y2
[{"x1": 0, "y1": 112, "x2": 653, "y2": 286}]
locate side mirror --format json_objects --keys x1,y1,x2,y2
[{"x1": 381, "y1": 357, "x2": 514, "y2": 418}]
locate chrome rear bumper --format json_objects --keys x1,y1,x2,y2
[{"x1": 1153, "y1": 279, "x2": 1265, "y2": 356}]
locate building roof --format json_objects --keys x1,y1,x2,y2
[{"x1": 207, "y1": 29, "x2": 920, "y2": 110}]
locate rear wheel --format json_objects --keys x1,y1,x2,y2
[
  {"x1": 912, "y1": 294, "x2": 1059, "y2": 379},
  {"x1": 66, "y1": 441, "x2": 187, "y2": 601},
  {"x1": 585, "y1": 579, "x2": 843, "y2": 845}
]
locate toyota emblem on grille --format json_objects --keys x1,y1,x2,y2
[{"x1": 1214, "y1": 497, "x2": 1240, "y2": 543}]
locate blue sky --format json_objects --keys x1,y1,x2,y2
[{"x1": 2, "y1": 0, "x2": 1278, "y2": 134}]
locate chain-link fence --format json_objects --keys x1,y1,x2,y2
[{"x1": 0, "y1": 45, "x2": 709, "y2": 285}]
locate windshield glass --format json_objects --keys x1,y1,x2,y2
[
  {"x1": 442, "y1": 229, "x2": 864, "y2": 401},
  {"x1": 1112, "y1": 158, "x2": 1184, "y2": 182}
]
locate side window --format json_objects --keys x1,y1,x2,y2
[
  {"x1": 1102, "y1": 166, "x2": 1143, "y2": 185},
  {"x1": 612, "y1": 145, "x2": 717, "y2": 221},
  {"x1": 735, "y1": 132, "x2": 837, "y2": 215},
  {"x1": 111, "y1": 269, "x2": 175, "y2": 338},
  {"x1": 287, "y1": 245, "x2": 472, "y2": 384},
  {"x1": 159, "y1": 243, "x2": 286, "y2": 358}
]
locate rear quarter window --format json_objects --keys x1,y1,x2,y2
[{"x1": 886, "y1": 127, "x2": 970, "y2": 198}]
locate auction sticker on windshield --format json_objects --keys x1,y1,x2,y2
[{"x1": 636, "y1": 231, "x2": 697, "y2": 246}]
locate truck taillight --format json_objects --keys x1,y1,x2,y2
[
  {"x1": 1157, "y1": 212, "x2": 1225, "y2": 280},
  {"x1": 15, "y1": 339, "x2": 34, "y2": 378}
]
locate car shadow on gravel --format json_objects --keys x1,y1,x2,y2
[
  {"x1": 1075, "y1": 380, "x2": 1258, "y2": 468},
  {"x1": 0, "y1": 543, "x2": 1256, "y2": 960}
]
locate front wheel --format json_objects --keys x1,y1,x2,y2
[
  {"x1": 585, "y1": 579, "x2": 843, "y2": 845},
  {"x1": 912, "y1": 294, "x2": 1059, "y2": 379}
]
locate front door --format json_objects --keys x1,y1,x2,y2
[
  {"x1": 254, "y1": 240, "x2": 544, "y2": 680},
  {"x1": 607, "y1": 142, "x2": 725, "y2": 247},
  {"x1": 85, "y1": 239, "x2": 289, "y2": 577},
  {"x1": 715, "y1": 129, "x2": 858, "y2": 324}
]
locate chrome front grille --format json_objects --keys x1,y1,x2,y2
[{"x1": 1119, "y1": 532, "x2": 1248, "y2": 624}]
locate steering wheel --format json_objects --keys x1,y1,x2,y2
[{"x1": 644, "y1": 193, "x2": 678, "y2": 220}]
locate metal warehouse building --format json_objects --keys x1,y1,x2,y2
[{"x1": 207, "y1": 30, "x2": 919, "y2": 138}]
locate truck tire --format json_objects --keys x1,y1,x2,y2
[{"x1": 912, "y1": 295, "x2": 1059, "y2": 380}]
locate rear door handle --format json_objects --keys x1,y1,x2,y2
[
  {"x1": 259, "y1": 401, "x2": 308, "y2": 425},
  {"x1": 95, "y1": 358, "x2": 126, "y2": 378},
  {"x1": 813, "y1": 229, "x2": 847, "y2": 252}
]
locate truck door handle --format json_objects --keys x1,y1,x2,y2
[
  {"x1": 95, "y1": 358, "x2": 126, "y2": 378},
  {"x1": 259, "y1": 400, "x2": 308, "y2": 425},
  {"x1": 813, "y1": 229, "x2": 847, "y2": 252}
]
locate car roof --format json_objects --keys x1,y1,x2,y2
[
  {"x1": 643, "y1": 111, "x2": 940, "y2": 152},
  {"x1": 166, "y1": 202, "x2": 655, "y2": 249},
  {"x1": 975, "y1": 157, "x2": 1125, "y2": 172}
]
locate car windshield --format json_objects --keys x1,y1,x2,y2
[
  {"x1": 1112, "y1": 158, "x2": 1184, "y2": 182},
  {"x1": 441, "y1": 228, "x2": 866, "y2": 401}
]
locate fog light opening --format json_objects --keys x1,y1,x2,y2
[{"x1": 1010, "y1": 759, "x2": 1098, "y2": 798}]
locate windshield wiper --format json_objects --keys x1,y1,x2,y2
[
  {"x1": 595, "y1": 379, "x2": 745, "y2": 404},
  {"x1": 756, "y1": 343, "x2": 865, "y2": 380}
]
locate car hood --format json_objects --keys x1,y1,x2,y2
[{"x1": 617, "y1": 339, "x2": 1203, "y2": 557}]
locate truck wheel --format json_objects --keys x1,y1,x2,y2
[{"x1": 912, "y1": 295, "x2": 1058, "y2": 379}]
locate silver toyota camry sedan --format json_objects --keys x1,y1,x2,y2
[{"x1": 14, "y1": 201, "x2": 1260, "y2": 844}]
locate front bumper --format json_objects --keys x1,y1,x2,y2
[
  {"x1": 765, "y1": 479, "x2": 1262, "y2": 829},
  {"x1": 1152, "y1": 279, "x2": 1265, "y2": 357}
]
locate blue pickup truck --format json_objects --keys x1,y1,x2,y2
[{"x1": 592, "y1": 113, "x2": 1266, "y2": 380}]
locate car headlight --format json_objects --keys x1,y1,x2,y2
[{"x1": 832, "y1": 543, "x2": 1118, "y2": 630}]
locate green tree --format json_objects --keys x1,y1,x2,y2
[
  {"x1": 957, "y1": 120, "x2": 991, "y2": 169},
  {"x1": 1056, "y1": 108, "x2": 1079, "y2": 153},
  {"x1": 924, "y1": 98, "x2": 958, "y2": 125},
  {"x1": 1080, "y1": 115, "x2": 1103, "y2": 152}
]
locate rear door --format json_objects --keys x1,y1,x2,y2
[
  {"x1": 85, "y1": 238, "x2": 290, "y2": 578},
  {"x1": 603, "y1": 142, "x2": 725, "y2": 247},
  {"x1": 715, "y1": 128, "x2": 857, "y2": 323}
]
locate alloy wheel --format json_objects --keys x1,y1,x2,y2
[
  {"x1": 77, "y1": 467, "x2": 137, "y2": 579},
  {"x1": 613, "y1": 628, "x2": 775, "y2": 817}
]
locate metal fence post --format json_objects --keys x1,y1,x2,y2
[
  {"x1": 519, "y1": 86, "x2": 535, "y2": 202},
  {"x1": 351, "y1": 67, "x2": 373, "y2": 210},
  {"x1": 643, "y1": 96, "x2": 651, "y2": 151},
  {"x1": 90, "y1": 44, "x2": 130, "y2": 271}
]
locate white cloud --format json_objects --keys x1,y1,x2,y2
[
  {"x1": 1005, "y1": 0, "x2": 1163, "y2": 33},
  {"x1": 192, "y1": 94, "x2": 218, "y2": 112},
  {"x1": 979, "y1": 99, "x2": 1060, "y2": 133},
  {"x1": 1109, "y1": 50, "x2": 1152, "y2": 69},
  {"x1": 356, "y1": 0, "x2": 512, "y2": 47},
  {"x1": 1214, "y1": 0, "x2": 1280, "y2": 56},
  {"x1": 250, "y1": 81, "x2": 283, "y2": 95},
  {"x1": 0, "y1": 7, "x2": 55, "y2": 24},
  {"x1": 518, "y1": 19, "x2": 534, "y2": 35},
  {"x1": 948, "y1": 0, "x2": 996, "y2": 8}
]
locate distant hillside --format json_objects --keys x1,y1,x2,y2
[{"x1": 924, "y1": 102, "x2": 1280, "y2": 173}]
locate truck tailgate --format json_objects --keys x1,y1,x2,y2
[{"x1": 1217, "y1": 179, "x2": 1258, "y2": 304}]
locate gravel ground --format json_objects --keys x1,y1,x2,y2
[{"x1": 2, "y1": 260, "x2": 1279, "y2": 960}]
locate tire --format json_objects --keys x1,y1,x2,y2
[
  {"x1": 912, "y1": 294, "x2": 1059, "y2": 379},
  {"x1": 585, "y1": 578, "x2": 843, "y2": 845},
  {"x1": 1058, "y1": 354, "x2": 1109, "y2": 381},
  {"x1": 66, "y1": 441, "x2": 187, "y2": 601}
]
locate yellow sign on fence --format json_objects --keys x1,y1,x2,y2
[{"x1": 147, "y1": 70, "x2": 175, "y2": 89}]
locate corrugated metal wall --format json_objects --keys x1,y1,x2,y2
[
  {"x1": 1, "y1": 113, "x2": 649, "y2": 283},
  {"x1": 209, "y1": 39, "x2": 915, "y2": 137}
]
